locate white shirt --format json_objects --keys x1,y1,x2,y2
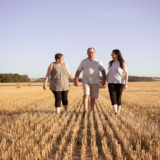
[
  {"x1": 107, "y1": 61, "x2": 127, "y2": 84},
  {"x1": 77, "y1": 58, "x2": 105, "y2": 85}
]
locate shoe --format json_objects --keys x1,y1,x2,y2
[
  {"x1": 115, "y1": 113, "x2": 117, "y2": 116},
  {"x1": 83, "y1": 111, "x2": 87, "y2": 117}
]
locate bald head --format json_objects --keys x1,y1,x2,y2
[
  {"x1": 87, "y1": 47, "x2": 95, "y2": 60},
  {"x1": 87, "y1": 47, "x2": 95, "y2": 53}
]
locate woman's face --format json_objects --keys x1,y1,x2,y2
[
  {"x1": 111, "y1": 51, "x2": 118, "y2": 60},
  {"x1": 57, "y1": 56, "x2": 64, "y2": 64}
]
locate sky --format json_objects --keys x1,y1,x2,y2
[{"x1": 0, "y1": 0, "x2": 160, "y2": 78}]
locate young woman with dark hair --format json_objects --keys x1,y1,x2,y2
[{"x1": 106, "y1": 49, "x2": 128, "y2": 116}]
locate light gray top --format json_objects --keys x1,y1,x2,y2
[
  {"x1": 77, "y1": 58, "x2": 105, "y2": 85},
  {"x1": 107, "y1": 61, "x2": 127, "y2": 84},
  {"x1": 50, "y1": 62, "x2": 69, "y2": 91}
]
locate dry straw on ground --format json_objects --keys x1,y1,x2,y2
[{"x1": 0, "y1": 82, "x2": 160, "y2": 159}]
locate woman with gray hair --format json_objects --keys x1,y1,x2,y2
[{"x1": 43, "y1": 53, "x2": 74, "y2": 114}]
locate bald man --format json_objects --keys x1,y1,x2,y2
[{"x1": 74, "y1": 48, "x2": 106, "y2": 116}]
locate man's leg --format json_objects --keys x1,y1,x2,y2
[
  {"x1": 83, "y1": 95, "x2": 89, "y2": 112},
  {"x1": 90, "y1": 84, "x2": 99, "y2": 112},
  {"x1": 82, "y1": 81, "x2": 90, "y2": 115},
  {"x1": 90, "y1": 98, "x2": 95, "y2": 112}
]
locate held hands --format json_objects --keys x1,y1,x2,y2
[
  {"x1": 100, "y1": 79, "x2": 106, "y2": 86},
  {"x1": 74, "y1": 79, "x2": 79, "y2": 87}
]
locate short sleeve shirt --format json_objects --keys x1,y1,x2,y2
[
  {"x1": 107, "y1": 61, "x2": 127, "y2": 84},
  {"x1": 77, "y1": 58, "x2": 105, "y2": 85}
]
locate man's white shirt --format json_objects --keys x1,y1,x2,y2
[{"x1": 77, "y1": 58, "x2": 105, "y2": 85}]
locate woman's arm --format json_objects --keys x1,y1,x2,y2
[
  {"x1": 65, "y1": 63, "x2": 74, "y2": 82},
  {"x1": 43, "y1": 63, "x2": 53, "y2": 90},
  {"x1": 123, "y1": 66, "x2": 128, "y2": 90},
  {"x1": 67, "y1": 71, "x2": 74, "y2": 82},
  {"x1": 106, "y1": 72, "x2": 109, "y2": 82}
]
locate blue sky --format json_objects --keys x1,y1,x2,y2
[{"x1": 0, "y1": 0, "x2": 160, "y2": 78}]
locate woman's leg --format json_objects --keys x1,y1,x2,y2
[
  {"x1": 62, "y1": 90, "x2": 69, "y2": 112},
  {"x1": 116, "y1": 84, "x2": 125, "y2": 114},
  {"x1": 52, "y1": 91, "x2": 62, "y2": 114},
  {"x1": 56, "y1": 107, "x2": 61, "y2": 114},
  {"x1": 108, "y1": 84, "x2": 117, "y2": 114}
]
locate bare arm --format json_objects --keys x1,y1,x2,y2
[
  {"x1": 74, "y1": 70, "x2": 81, "y2": 86},
  {"x1": 123, "y1": 66, "x2": 128, "y2": 90},
  {"x1": 106, "y1": 72, "x2": 109, "y2": 82},
  {"x1": 67, "y1": 70, "x2": 74, "y2": 82},
  {"x1": 43, "y1": 63, "x2": 53, "y2": 90},
  {"x1": 101, "y1": 70, "x2": 106, "y2": 86},
  {"x1": 64, "y1": 63, "x2": 74, "y2": 81}
]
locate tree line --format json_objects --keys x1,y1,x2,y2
[
  {"x1": 128, "y1": 76, "x2": 155, "y2": 82},
  {"x1": 0, "y1": 74, "x2": 30, "y2": 82},
  {"x1": 35, "y1": 76, "x2": 155, "y2": 82},
  {"x1": 2, "y1": 74, "x2": 153, "y2": 83},
  {"x1": 69, "y1": 76, "x2": 155, "y2": 82}
]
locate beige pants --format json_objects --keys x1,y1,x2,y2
[{"x1": 82, "y1": 81, "x2": 99, "y2": 99}]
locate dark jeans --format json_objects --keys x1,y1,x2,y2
[
  {"x1": 108, "y1": 83, "x2": 124, "y2": 105},
  {"x1": 52, "y1": 90, "x2": 69, "y2": 107}
]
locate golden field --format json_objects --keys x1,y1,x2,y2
[{"x1": 0, "y1": 81, "x2": 160, "y2": 160}]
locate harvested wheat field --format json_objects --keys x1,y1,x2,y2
[{"x1": 0, "y1": 81, "x2": 160, "y2": 160}]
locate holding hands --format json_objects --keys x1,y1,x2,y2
[
  {"x1": 74, "y1": 79, "x2": 79, "y2": 86},
  {"x1": 100, "y1": 79, "x2": 106, "y2": 86}
]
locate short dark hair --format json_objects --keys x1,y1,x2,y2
[
  {"x1": 55, "y1": 53, "x2": 63, "y2": 61},
  {"x1": 87, "y1": 47, "x2": 95, "y2": 53}
]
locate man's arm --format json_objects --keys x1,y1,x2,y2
[
  {"x1": 74, "y1": 71, "x2": 81, "y2": 86},
  {"x1": 74, "y1": 60, "x2": 83, "y2": 86},
  {"x1": 101, "y1": 70, "x2": 106, "y2": 86}
]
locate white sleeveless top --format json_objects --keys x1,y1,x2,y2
[{"x1": 107, "y1": 61, "x2": 127, "y2": 84}]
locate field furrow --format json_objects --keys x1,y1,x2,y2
[{"x1": 0, "y1": 82, "x2": 160, "y2": 159}]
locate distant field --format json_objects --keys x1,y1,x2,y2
[
  {"x1": 0, "y1": 82, "x2": 75, "y2": 86},
  {"x1": 0, "y1": 82, "x2": 45, "y2": 86},
  {"x1": 0, "y1": 81, "x2": 160, "y2": 159}
]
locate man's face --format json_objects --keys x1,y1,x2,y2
[{"x1": 87, "y1": 49, "x2": 95, "y2": 59}]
